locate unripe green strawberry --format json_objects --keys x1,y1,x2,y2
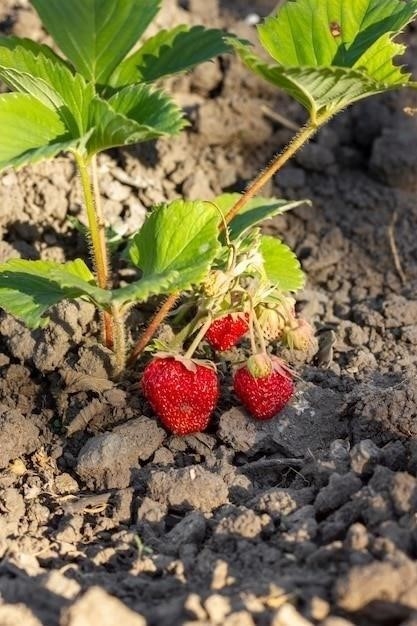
[
  {"x1": 205, "y1": 313, "x2": 249, "y2": 351},
  {"x1": 283, "y1": 318, "x2": 314, "y2": 351},
  {"x1": 142, "y1": 356, "x2": 219, "y2": 435},
  {"x1": 233, "y1": 355, "x2": 294, "y2": 420}
]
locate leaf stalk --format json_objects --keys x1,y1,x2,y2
[{"x1": 74, "y1": 152, "x2": 113, "y2": 348}]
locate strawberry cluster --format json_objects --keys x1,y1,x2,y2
[{"x1": 141, "y1": 303, "x2": 312, "y2": 435}]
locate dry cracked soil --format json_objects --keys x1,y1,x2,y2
[{"x1": 1, "y1": 1, "x2": 417, "y2": 625}]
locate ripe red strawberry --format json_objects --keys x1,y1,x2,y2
[
  {"x1": 205, "y1": 313, "x2": 249, "y2": 351},
  {"x1": 142, "y1": 356, "x2": 219, "y2": 435},
  {"x1": 233, "y1": 354, "x2": 294, "y2": 420}
]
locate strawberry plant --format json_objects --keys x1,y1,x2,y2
[
  {"x1": 0, "y1": 0, "x2": 236, "y2": 370},
  {"x1": 0, "y1": 0, "x2": 416, "y2": 435}
]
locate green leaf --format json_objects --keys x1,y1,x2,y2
[
  {"x1": 232, "y1": 0, "x2": 417, "y2": 121},
  {"x1": 108, "y1": 85, "x2": 185, "y2": 135},
  {"x1": 0, "y1": 93, "x2": 80, "y2": 170},
  {"x1": 123, "y1": 200, "x2": 221, "y2": 305},
  {"x1": 0, "y1": 37, "x2": 94, "y2": 134},
  {"x1": 0, "y1": 259, "x2": 110, "y2": 328},
  {"x1": 258, "y1": 0, "x2": 417, "y2": 70},
  {"x1": 214, "y1": 193, "x2": 309, "y2": 239},
  {"x1": 112, "y1": 271, "x2": 183, "y2": 308},
  {"x1": 231, "y1": 40, "x2": 386, "y2": 122},
  {"x1": 86, "y1": 85, "x2": 185, "y2": 155},
  {"x1": 260, "y1": 236, "x2": 305, "y2": 292},
  {"x1": 30, "y1": 0, "x2": 161, "y2": 84},
  {"x1": 110, "y1": 25, "x2": 231, "y2": 87}
]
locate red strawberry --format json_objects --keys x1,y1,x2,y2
[
  {"x1": 233, "y1": 354, "x2": 294, "y2": 420},
  {"x1": 205, "y1": 313, "x2": 249, "y2": 351},
  {"x1": 142, "y1": 356, "x2": 219, "y2": 435}
]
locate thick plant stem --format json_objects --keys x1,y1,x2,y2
[
  {"x1": 112, "y1": 304, "x2": 127, "y2": 376},
  {"x1": 75, "y1": 152, "x2": 113, "y2": 348},
  {"x1": 128, "y1": 120, "x2": 322, "y2": 364},
  {"x1": 224, "y1": 121, "x2": 320, "y2": 226},
  {"x1": 127, "y1": 293, "x2": 179, "y2": 366}
]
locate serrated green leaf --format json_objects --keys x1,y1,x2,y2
[
  {"x1": 30, "y1": 0, "x2": 161, "y2": 84},
  {"x1": 259, "y1": 0, "x2": 417, "y2": 71},
  {"x1": 0, "y1": 93, "x2": 81, "y2": 170},
  {"x1": 110, "y1": 25, "x2": 231, "y2": 87},
  {"x1": 231, "y1": 39, "x2": 395, "y2": 122},
  {"x1": 214, "y1": 192, "x2": 309, "y2": 239},
  {"x1": 108, "y1": 85, "x2": 185, "y2": 136},
  {"x1": 86, "y1": 85, "x2": 185, "y2": 155},
  {"x1": 0, "y1": 258, "x2": 110, "y2": 328},
  {"x1": 232, "y1": 0, "x2": 417, "y2": 121},
  {"x1": 260, "y1": 236, "x2": 305, "y2": 292},
  {"x1": 0, "y1": 37, "x2": 94, "y2": 134},
  {"x1": 126, "y1": 199, "x2": 221, "y2": 297}
]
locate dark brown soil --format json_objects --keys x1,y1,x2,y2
[{"x1": 1, "y1": 1, "x2": 417, "y2": 625}]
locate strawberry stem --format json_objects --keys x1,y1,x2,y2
[
  {"x1": 75, "y1": 152, "x2": 113, "y2": 349},
  {"x1": 127, "y1": 293, "x2": 179, "y2": 367},
  {"x1": 184, "y1": 316, "x2": 213, "y2": 360}
]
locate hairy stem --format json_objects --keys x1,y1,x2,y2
[
  {"x1": 75, "y1": 152, "x2": 113, "y2": 348},
  {"x1": 224, "y1": 121, "x2": 320, "y2": 226},
  {"x1": 127, "y1": 293, "x2": 180, "y2": 367},
  {"x1": 128, "y1": 119, "x2": 323, "y2": 364}
]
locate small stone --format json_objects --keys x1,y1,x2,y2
[
  {"x1": 166, "y1": 512, "x2": 206, "y2": 552},
  {"x1": 334, "y1": 559, "x2": 417, "y2": 611},
  {"x1": 389, "y1": 472, "x2": 417, "y2": 515},
  {"x1": 344, "y1": 523, "x2": 369, "y2": 551},
  {"x1": 148, "y1": 466, "x2": 228, "y2": 513},
  {"x1": 60, "y1": 587, "x2": 147, "y2": 626},
  {"x1": 184, "y1": 594, "x2": 206, "y2": 621},
  {"x1": 305, "y1": 596, "x2": 330, "y2": 621},
  {"x1": 204, "y1": 594, "x2": 231, "y2": 624},
  {"x1": 0, "y1": 604, "x2": 43, "y2": 626},
  {"x1": 41, "y1": 570, "x2": 81, "y2": 599},
  {"x1": 350, "y1": 440, "x2": 380, "y2": 475},
  {"x1": 314, "y1": 473, "x2": 362, "y2": 516},
  {"x1": 54, "y1": 515, "x2": 83, "y2": 544},
  {"x1": 137, "y1": 497, "x2": 166, "y2": 524},
  {"x1": 76, "y1": 417, "x2": 165, "y2": 489},
  {"x1": 55, "y1": 473, "x2": 79, "y2": 495},
  {"x1": 252, "y1": 487, "x2": 314, "y2": 520},
  {"x1": 380, "y1": 440, "x2": 407, "y2": 471}
]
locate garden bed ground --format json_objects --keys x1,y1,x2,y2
[{"x1": 1, "y1": 1, "x2": 417, "y2": 625}]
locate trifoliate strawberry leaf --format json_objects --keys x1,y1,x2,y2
[
  {"x1": 260, "y1": 235, "x2": 305, "y2": 292},
  {"x1": 0, "y1": 259, "x2": 110, "y2": 328},
  {"x1": 30, "y1": 0, "x2": 161, "y2": 85},
  {"x1": 231, "y1": 0, "x2": 417, "y2": 123},
  {"x1": 86, "y1": 85, "x2": 185, "y2": 156},
  {"x1": 214, "y1": 193, "x2": 308, "y2": 239},
  {"x1": 126, "y1": 200, "x2": 221, "y2": 300},
  {"x1": 0, "y1": 37, "x2": 94, "y2": 135},
  {"x1": 110, "y1": 25, "x2": 232, "y2": 87},
  {"x1": 0, "y1": 93, "x2": 82, "y2": 170}
]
